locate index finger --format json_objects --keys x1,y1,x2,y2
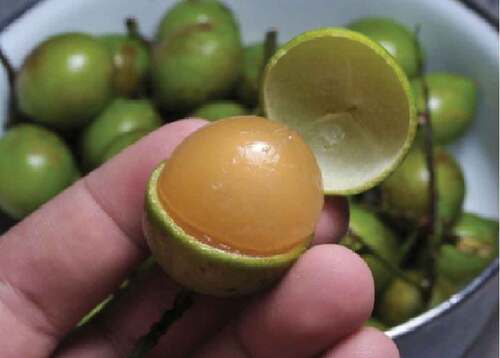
[{"x1": 0, "y1": 119, "x2": 207, "y2": 357}]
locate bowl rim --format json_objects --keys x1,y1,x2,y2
[{"x1": 0, "y1": 0, "x2": 498, "y2": 341}]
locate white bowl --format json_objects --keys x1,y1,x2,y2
[{"x1": 0, "y1": 0, "x2": 498, "y2": 357}]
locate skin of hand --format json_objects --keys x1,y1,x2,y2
[{"x1": 0, "y1": 119, "x2": 399, "y2": 358}]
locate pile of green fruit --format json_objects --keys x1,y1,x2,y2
[{"x1": 0, "y1": 0, "x2": 497, "y2": 330}]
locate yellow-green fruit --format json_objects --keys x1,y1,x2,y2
[
  {"x1": 348, "y1": 17, "x2": 422, "y2": 78},
  {"x1": 377, "y1": 272, "x2": 425, "y2": 326},
  {"x1": 192, "y1": 101, "x2": 247, "y2": 122},
  {"x1": 16, "y1": 33, "x2": 114, "y2": 129},
  {"x1": 380, "y1": 145, "x2": 465, "y2": 227},
  {"x1": 152, "y1": 0, "x2": 242, "y2": 112},
  {"x1": 0, "y1": 125, "x2": 79, "y2": 219},
  {"x1": 437, "y1": 213, "x2": 498, "y2": 286},
  {"x1": 412, "y1": 73, "x2": 477, "y2": 145},
  {"x1": 81, "y1": 98, "x2": 161, "y2": 170},
  {"x1": 429, "y1": 275, "x2": 458, "y2": 308},
  {"x1": 144, "y1": 116, "x2": 323, "y2": 296},
  {"x1": 340, "y1": 205, "x2": 399, "y2": 295}
]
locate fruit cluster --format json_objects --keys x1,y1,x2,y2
[
  {"x1": 345, "y1": 18, "x2": 498, "y2": 329},
  {"x1": 0, "y1": 0, "x2": 497, "y2": 329}
]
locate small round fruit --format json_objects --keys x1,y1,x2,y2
[
  {"x1": 144, "y1": 116, "x2": 323, "y2": 296},
  {"x1": 429, "y1": 275, "x2": 458, "y2": 308},
  {"x1": 101, "y1": 130, "x2": 150, "y2": 162},
  {"x1": 237, "y1": 42, "x2": 264, "y2": 106},
  {"x1": 0, "y1": 124, "x2": 79, "y2": 219},
  {"x1": 99, "y1": 34, "x2": 150, "y2": 97},
  {"x1": 377, "y1": 272, "x2": 425, "y2": 326},
  {"x1": 81, "y1": 98, "x2": 162, "y2": 170},
  {"x1": 156, "y1": 0, "x2": 238, "y2": 41},
  {"x1": 192, "y1": 101, "x2": 247, "y2": 121},
  {"x1": 262, "y1": 28, "x2": 417, "y2": 195},
  {"x1": 340, "y1": 205, "x2": 399, "y2": 294},
  {"x1": 380, "y1": 145, "x2": 465, "y2": 227},
  {"x1": 365, "y1": 318, "x2": 388, "y2": 331},
  {"x1": 152, "y1": 1, "x2": 242, "y2": 112},
  {"x1": 412, "y1": 73, "x2": 477, "y2": 144},
  {"x1": 348, "y1": 17, "x2": 422, "y2": 78},
  {"x1": 437, "y1": 213, "x2": 498, "y2": 286},
  {"x1": 16, "y1": 33, "x2": 114, "y2": 129}
]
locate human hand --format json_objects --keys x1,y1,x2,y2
[{"x1": 0, "y1": 119, "x2": 398, "y2": 357}]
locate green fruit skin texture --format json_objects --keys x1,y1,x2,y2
[
  {"x1": 237, "y1": 43, "x2": 264, "y2": 107},
  {"x1": 102, "y1": 129, "x2": 150, "y2": 162},
  {"x1": 429, "y1": 275, "x2": 458, "y2": 308},
  {"x1": 0, "y1": 124, "x2": 79, "y2": 219},
  {"x1": 152, "y1": 0, "x2": 242, "y2": 112},
  {"x1": 144, "y1": 163, "x2": 309, "y2": 297},
  {"x1": 437, "y1": 213, "x2": 498, "y2": 286},
  {"x1": 412, "y1": 73, "x2": 477, "y2": 145},
  {"x1": 81, "y1": 98, "x2": 162, "y2": 170},
  {"x1": 340, "y1": 205, "x2": 399, "y2": 294},
  {"x1": 380, "y1": 145, "x2": 465, "y2": 227},
  {"x1": 99, "y1": 34, "x2": 151, "y2": 97},
  {"x1": 365, "y1": 318, "x2": 388, "y2": 331},
  {"x1": 192, "y1": 101, "x2": 247, "y2": 121},
  {"x1": 156, "y1": 0, "x2": 237, "y2": 41},
  {"x1": 348, "y1": 17, "x2": 422, "y2": 78},
  {"x1": 377, "y1": 271, "x2": 424, "y2": 326},
  {"x1": 16, "y1": 33, "x2": 114, "y2": 129}
]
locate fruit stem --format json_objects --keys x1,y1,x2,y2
[
  {"x1": 257, "y1": 28, "x2": 278, "y2": 115},
  {"x1": 414, "y1": 25, "x2": 438, "y2": 301},
  {"x1": 126, "y1": 17, "x2": 150, "y2": 46},
  {"x1": 129, "y1": 289, "x2": 193, "y2": 358},
  {"x1": 0, "y1": 47, "x2": 21, "y2": 129}
]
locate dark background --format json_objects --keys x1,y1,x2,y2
[{"x1": 0, "y1": 0, "x2": 498, "y2": 357}]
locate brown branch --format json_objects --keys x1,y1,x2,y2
[
  {"x1": 414, "y1": 25, "x2": 438, "y2": 301},
  {"x1": 257, "y1": 28, "x2": 278, "y2": 116}
]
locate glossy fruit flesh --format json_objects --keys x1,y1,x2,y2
[
  {"x1": 238, "y1": 43, "x2": 264, "y2": 106},
  {"x1": 81, "y1": 98, "x2": 161, "y2": 170},
  {"x1": 16, "y1": 33, "x2": 114, "y2": 129},
  {"x1": 100, "y1": 34, "x2": 150, "y2": 97},
  {"x1": 412, "y1": 73, "x2": 477, "y2": 145},
  {"x1": 0, "y1": 125, "x2": 79, "y2": 219},
  {"x1": 380, "y1": 145, "x2": 465, "y2": 226},
  {"x1": 348, "y1": 17, "x2": 422, "y2": 78},
  {"x1": 192, "y1": 101, "x2": 247, "y2": 121},
  {"x1": 157, "y1": 116, "x2": 323, "y2": 256},
  {"x1": 263, "y1": 28, "x2": 416, "y2": 194}
]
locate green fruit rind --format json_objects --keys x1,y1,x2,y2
[
  {"x1": 263, "y1": 28, "x2": 417, "y2": 195},
  {"x1": 144, "y1": 163, "x2": 310, "y2": 297},
  {"x1": 192, "y1": 101, "x2": 247, "y2": 122}
]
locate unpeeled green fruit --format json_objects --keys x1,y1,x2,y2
[
  {"x1": 437, "y1": 213, "x2": 498, "y2": 286},
  {"x1": 192, "y1": 101, "x2": 247, "y2": 121},
  {"x1": 81, "y1": 98, "x2": 162, "y2": 170},
  {"x1": 237, "y1": 43, "x2": 264, "y2": 107},
  {"x1": 340, "y1": 205, "x2": 399, "y2": 294},
  {"x1": 156, "y1": 0, "x2": 237, "y2": 41},
  {"x1": 101, "y1": 130, "x2": 150, "y2": 161},
  {"x1": 0, "y1": 124, "x2": 79, "y2": 219},
  {"x1": 377, "y1": 271, "x2": 425, "y2": 326},
  {"x1": 412, "y1": 73, "x2": 477, "y2": 145},
  {"x1": 100, "y1": 34, "x2": 150, "y2": 97},
  {"x1": 152, "y1": 0, "x2": 242, "y2": 112},
  {"x1": 348, "y1": 17, "x2": 422, "y2": 78},
  {"x1": 380, "y1": 145, "x2": 465, "y2": 227},
  {"x1": 16, "y1": 33, "x2": 114, "y2": 129}
]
